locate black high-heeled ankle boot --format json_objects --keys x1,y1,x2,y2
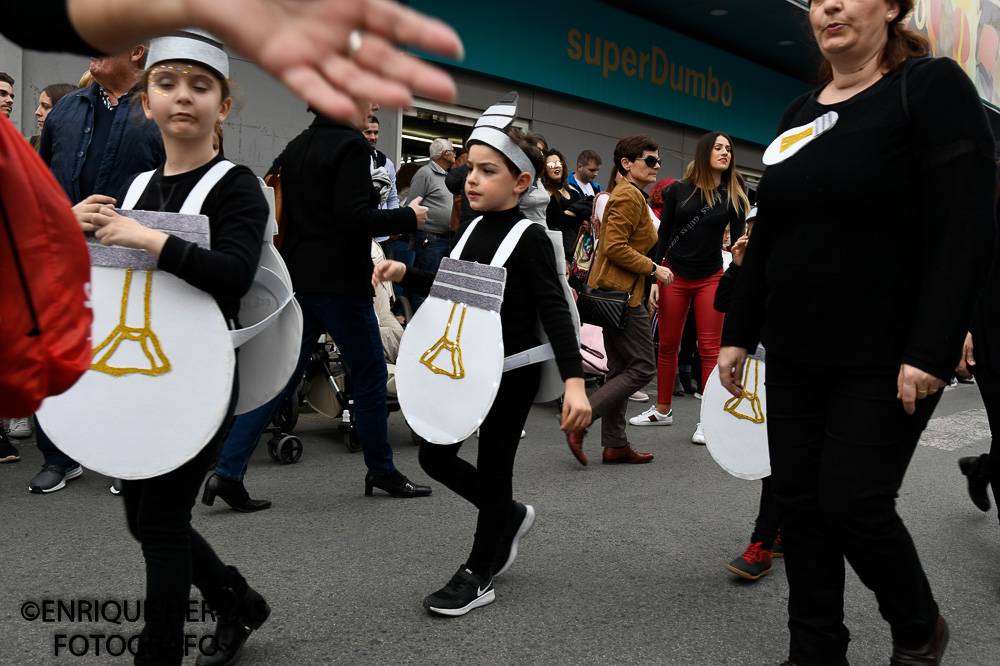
[
  {"x1": 196, "y1": 567, "x2": 270, "y2": 666},
  {"x1": 201, "y1": 474, "x2": 272, "y2": 512},
  {"x1": 364, "y1": 471, "x2": 431, "y2": 498}
]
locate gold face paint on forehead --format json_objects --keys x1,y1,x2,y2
[{"x1": 148, "y1": 64, "x2": 195, "y2": 97}]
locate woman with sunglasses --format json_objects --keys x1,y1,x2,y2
[
  {"x1": 631, "y1": 132, "x2": 750, "y2": 445},
  {"x1": 565, "y1": 135, "x2": 671, "y2": 465}
]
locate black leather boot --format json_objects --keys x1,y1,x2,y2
[
  {"x1": 201, "y1": 474, "x2": 272, "y2": 512},
  {"x1": 196, "y1": 567, "x2": 270, "y2": 666}
]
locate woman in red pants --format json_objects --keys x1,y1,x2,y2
[{"x1": 630, "y1": 131, "x2": 749, "y2": 444}]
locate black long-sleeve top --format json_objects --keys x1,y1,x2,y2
[
  {"x1": 654, "y1": 180, "x2": 745, "y2": 279},
  {"x1": 5, "y1": 0, "x2": 96, "y2": 54},
  {"x1": 722, "y1": 56, "x2": 997, "y2": 381},
  {"x1": 117, "y1": 154, "x2": 268, "y2": 322},
  {"x1": 276, "y1": 115, "x2": 417, "y2": 297},
  {"x1": 400, "y1": 207, "x2": 584, "y2": 381},
  {"x1": 714, "y1": 263, "x2": 739, "y2": 314}
]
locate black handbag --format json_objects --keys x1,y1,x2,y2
[{"x1": 576, "y1": 276, "x2": 639, "y2": 331}]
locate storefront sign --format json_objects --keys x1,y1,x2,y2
[{"x1": 407, "y1": 0, "x2": 808, "y2": 145}]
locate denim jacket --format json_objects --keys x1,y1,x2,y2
[{"x1": 38, "y1": 83, "x2": 164, "y2": 203}]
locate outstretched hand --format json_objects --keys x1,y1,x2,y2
[{"x1": 68, "y1": 0, "x2": 464, "y2": 123}]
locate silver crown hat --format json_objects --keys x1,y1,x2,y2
[
  {"x1": 467, "y1": 92, "x2": 535, "y2": 180},
  {"x1": 147, "y1": 29, "x2": 229, "y2": 79}
]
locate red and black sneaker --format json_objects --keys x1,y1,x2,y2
[
  {"x1": 772, "y1": 534, "x2": 783, "y2": 558},
  {"x1": 727, "y1": 542, "x2": 773, "y2": 580}
]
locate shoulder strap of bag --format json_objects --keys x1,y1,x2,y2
[
  {"x1": 449, "y1": 216, "x2": 482, "y2": 259},
  {"x1": 490, "y1": 219, "x2": 540, "y2": 267},
  {"x1": 180, "y1": 160, "x2": 237, "y2": 214},
  {"x1": 120, "y1": 170, "x2": 157, "y2": 211}
]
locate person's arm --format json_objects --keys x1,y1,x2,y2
[
  {"x1": 7, "y1": 0, "x2": 462, "y2": 124},
  {"x1": 653, "y1": 183, "x2": 677, "y2": 265},
  {"x1": 334, "y1": 139, "x2": 418, "y2": 237},
  {"x1": 601, "y1": 193, "x2": 655, "y2": 276},
  {"x1": 900, "y1": 58, "x2": 997, "y2": 384},
  {"x1": 714, "y1": 263, "x2": 740, "y2": 313},
  {"x1": 720, "y1": 213, "x2": 769, "y2": 353},
  {"x1": 385, "y1": 159, "x2": 399, "y2": 210}
]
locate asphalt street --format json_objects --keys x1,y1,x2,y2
[{"x1": 2, "y1": 380, "x2": 998, "y2": 665}]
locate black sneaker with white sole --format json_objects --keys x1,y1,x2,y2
[
  {"x1": 28, "y1": 463, "x2": 83, "y2": 494},
  {"x1": 423, "y1": 566, "x2": 495, "y2": 616},
  {"x1": 491, "y1": 503, "x2": 535, "y2": 577}
]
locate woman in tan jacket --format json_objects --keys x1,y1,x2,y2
[{"x1": 566, "y1": 134, "x2": 674, "y2": 464}]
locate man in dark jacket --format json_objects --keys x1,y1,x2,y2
[
  {"x1": 39, "y1": 44, "x2": 163, "y2": 204},
  {"x1": 203, "y1": 101, "x2": 434, "y2": 509},
  {"x1": 29, "y1": 45, "x2": 164, "y2": 495}
]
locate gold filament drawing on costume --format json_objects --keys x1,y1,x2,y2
[
  {"x1": 90, "y1": 268, "x2": 172, "y2": 377},
  {"x1": 420, "y1": 303, "x2": 466, "y2": 379},
  {"x1": 724, "y1": 358, "x2": 764, "y2": 424}
]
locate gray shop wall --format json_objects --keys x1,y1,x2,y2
[{"x1": 4, "y1": 34, "x2": 759, "y2": 180}]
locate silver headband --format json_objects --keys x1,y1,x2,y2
[
  {"x1": 468, "y1": 93, "x2": 535, "y2": 180},
  {"x1": 147, "y1": 29, "x2": 229, "y2": 79}
]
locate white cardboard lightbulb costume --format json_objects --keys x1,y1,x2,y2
[
  {"x1": 36, "y1": 31, "x2": 302, "y2": 479},
  {"x1": 396, "y1": 93, "x2": 579, "y2": 444}
]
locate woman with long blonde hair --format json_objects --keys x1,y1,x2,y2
[{"x1": 631, "y1": 131, "x2": 749, "y2": 445}]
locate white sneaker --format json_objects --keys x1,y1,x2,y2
[
  {"x1": 693, "y1": 392, "x2": 703, "y2": 401},
  {"x1": 628, "y1": 406, "x2": 673, "y2": 426},
  {"x1": 691, "y1": 423, "x2": 706, "y2": 445},
  {"x1": 7, "y1": 417, "x2": 32, "y2": 439},
  {"x1": 628, "y1": 391, "x2": 649, "y2": 402}
]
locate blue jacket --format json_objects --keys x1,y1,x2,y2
[
  {"x1": 39, "y1": 84, "x2": 164, "y2": 203},
  {"x1": 567, "y1": 171, "x2": 602, "y2": 198}
]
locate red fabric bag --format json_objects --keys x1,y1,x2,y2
[{"x1": 0, "y1": 115, "x2": 92, "y2": 416}]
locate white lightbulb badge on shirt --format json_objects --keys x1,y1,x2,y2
[{"x1": 763, "y1": 111, "x2": 838, "y2": 166}]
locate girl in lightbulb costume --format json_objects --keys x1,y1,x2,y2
[{"x1": 72, "y1": 30, "x2": 269, "y2": 666}]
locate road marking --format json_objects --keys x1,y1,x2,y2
[{"x1": 919, "y1": 409, "x2": 990, "y2": 451}]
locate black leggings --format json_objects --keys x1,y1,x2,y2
[
  {"x1": 765, "y1": 354, "x2": 940, "y2": 666},
  {"x1": 122, "y1": 381, "x2": 239, "y2": 665},
  {"x1": 418, "y1": 363, "x2": 540, "y2": 577},
  {"x1": 972, "y1": 363, "x2": 1000, "y2": 518}
]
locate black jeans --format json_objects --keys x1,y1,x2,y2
[
  {"x1": 972, "y1": 363, "x2": 1000, "y2": 517},
  {"x1": 765, "y1": 354, "x2": 940, "y2": 666},
  {"x1": 122, "y1": 381, "x2": 239, "y2": 665},
  {"x1": 418, "y1": 363, "x2": 540, "y2": 577}
]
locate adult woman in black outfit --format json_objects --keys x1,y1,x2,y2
[
  {"x1": 719, "y1": 2, "x2": 996, "y2": 665},
  {"x1": 631, "y1": 132, "x2": 749, "y2": 443}
]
